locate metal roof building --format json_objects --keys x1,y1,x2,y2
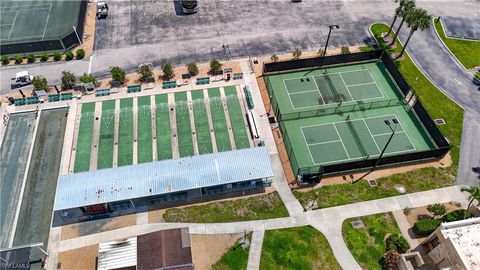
[{"x1": 54, "y1": 147, "x2": 273, "y2": 212}]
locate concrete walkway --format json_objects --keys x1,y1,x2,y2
[
  {"x1": 247, "y1": 230, "x2": 265, "y2": 270},
  {"x1": 54, "y1": 186, "x2": 466, "y2": 270}
]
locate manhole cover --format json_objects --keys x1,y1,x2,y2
[
  {"x1": 368, "y1": 179, "x2": 378, "y2": 187},
  {"x1": 395, "y1": 184, "x2": 406, "y2": 193},
  {"x1": 434, "y1": 118, "x2": 446, "y2": 125},
  {"x1": 351, "y1": 219, "x2": 365, "y2": 229}
]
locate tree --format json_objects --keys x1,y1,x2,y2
[
  {"x1": 461, "y1": 186, "x2": 480, "y2": 218},
  {"x1": 341, "y1": 46, "x2": 350, "y2": 54},
  {"x1": 61, "y1": 71, "x2": 76, "y2": 89},
  {"x1": 389, "y1": 0, "x2": 416, "y2": 46},
  {"x1": 40, "y1": 52, "x2": 49, "y2": 62},
  {"x1": 31, "y1": 76, "x2": 48, "y2": 90},
  {"x1": 79, "y1": 73, "x2": 97, "y2": 84},
  {"x1": 162, "y1": 61, "x2": 174, "y2": 80},
  {"x1": 1, "y1": 55, "x2": 10, "y2": 65},
  {"x1": 386, "y1": 0, "x2": 405, "y2": 37},
  {"x1": 427, "y1": 203, "x2": 447, "y2": 218},
  {"x1": 27, "y1": 54, "x2": 36, "y2": 63},
  {"x1": 210, "y1": 59, "x2": 222, "y2": 72},
  {"x1": 110, "y1": 66, "x2": 126, "y2": 83},
  {"x1": 396, "y1": 7, "x2": 432, "y2": 59},
  {"x1": 76, "y1": 49, "x2": 85, "y2": 59},
  {"x1": 137, "y1": 64, "x2": 153, "y2": 81},
  {"x1": 271, "y1": 54, "x2": 279, "y2": 62},
  {"x1": 65, "y1": 50, "x2": 74, "y2": 61},
  {"x1": 187, "y1": 62, "x2": 198, "y2": 75},
  {"x1": 292, "y1": 49, "x2": 302, "y2": 59}
]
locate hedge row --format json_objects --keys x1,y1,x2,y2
[
  {"x1": 1, "y1": 49, "x2": 85, "y2": 65},
  {"x1": 412, "y1": 219, "x2": 442, "y2": 236}
]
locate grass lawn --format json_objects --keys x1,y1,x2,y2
[
  {"x1": 212, "y1": 234, "x2": 251, "y2": 270},
  {"x1": 295, "y1": 167, "x2": 454, "y2": 209},
  {"x1": 163, "y1": 192, "x2": 289, "y2": 223},
  {"x1": 371, "y1": 23, "x2": 463, "y2": 174},
  {"x1": 260, "y1": 226, "x2": 341, "y2": 270},
  {"x1": 434, "y1": 19, "x2": 480, "y2": 70},
  {"x1": 343, "y1": 213, "x2": 401, "y2": 270}
]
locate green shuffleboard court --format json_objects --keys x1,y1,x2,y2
[
  {"x1": 224, "y1": 86, "x2": 251, "y2": 149},
  {"x1": 191, "y1": 90, "x2": 214, "y2": 154},
  {"x1": 118, "y1": 98, "x2": 134, "y2": 166},
  {"x1": 137, "y1": 96, "x2": 153, "y2": 163},
  {"x1": 174, "y1": 92, "x2": 194, "y2": 157},
  {"x1": 97, "y1": 100, "x2": 115, "y2": 169},
  {"x1": 208, "y1": 88, "x2": 232, "y2": 152},
  {"x1": 155, "y1": 95, "x2": 173, "y2": 160},
  {"x1": 74, "y1": 102, "x2": 95, "y2": 172}
]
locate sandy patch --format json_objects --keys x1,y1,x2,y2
[
  {"x1": 57, "y1": 244, "x2": 98, "y2": 270},
  {"x1": 60, "y1": 213, "x2": 136, "y2": 240},
  {"x1": 190, "y1": 234, "x2": 243, "y2": 270}
]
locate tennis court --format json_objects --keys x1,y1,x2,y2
[{"x1": 208, "y1": 88, "x2": 232, "y2": 152}]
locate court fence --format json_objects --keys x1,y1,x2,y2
[
  {"x1": 0, "y1": 0, "x2": 88, "y2": 56},
  {"x1": 266, "y1": 50, "x2": 451, "y2": 183}
]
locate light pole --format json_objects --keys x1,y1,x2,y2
[
  {"x1": 371, "y1": 119, "x2": 398, "y2": 172},
  {"x1": 304, "y1": 24, "x2": 339, "y2": 76}
]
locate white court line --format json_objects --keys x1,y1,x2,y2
[
  {"x1": 307, "y1": 139, "x2": 343, "y2": 146},
  {"x1": 0, "y1": 34, "x2": 44, "y2": 42},
  {"x1": 300, "y1": 114, "x2": 400, "y2": 130},
  {"x1": 366, "y1": 69, "x2": 385, "y2": 99},
  {"x1": 333, "y1": 123, "x2": 351, "y2": 159},
  {"x1": 7, "y1": 10, "x2": 18, "y2": 39},
  {"x1": 0, "y1": 4, "x2": 51, "y2": 10},
  {"x1": 289, "y1": 89, "x2": 320, "y2": 95},
  {"x1": 311, "y1": 76, "x2": 326, "y2": 105},
  {"x1": 283, "y1": 79, "x2": 300, "y2": 111},
  {"x1": 337, "y1": 72, "x2": 355, "y2": 101},
  {"x1": 363, "y1": 119, "x2": 382, "y2": 153},
  {"x1": 41, "y1": 3, "x2": 53, "y2": 40},
  {"x1": 300, "y1": 126, "x2": 319, "y2": 166},
  {"x1": 0, "y1": 24, "x2": 13, "y2": 27},
  {"x1": 345, "y1": 82, "x2": 377, "y2": 88}
]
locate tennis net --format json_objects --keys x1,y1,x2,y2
[
  {"x1": 345, "y1": 115, "x2": 368, "y2": 158},
  {"x1": 324, "y1": 72, "x2": 342, "y2": 103}
]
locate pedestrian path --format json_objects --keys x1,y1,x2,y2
[{"x1": 247, "y1": 230, "x2": 265, "y2": 270}]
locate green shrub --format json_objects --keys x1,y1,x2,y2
[
  {"x1": 341, "y1": 46, "x2": 350, "y2": 54},
  {"x1": 61, "y1": 70, "x2": 76, "y2": 89},
  {"x1": 162, "y1": 60, "x2": 174, "y2": 79},
  {"x1": 210, "y1": 59, "x2": 222, "y2": 72},
  {"x1": 79, "y1": 73, "x2": 97, "y2": 84},
  {"x1": 427, "y1": 203, "x2": 447, "y2": 218},
  {"x1": 412, "y1": 219, "x2": 442, "y2": 236},
  {"x1": 442, "y1": 209, "x2": 473, "y2": 222},
  {"x1": 187, "y1": 62, "x2": 198, "y2": 75},
  {"x1": 386, "y1": 234, "x2": 410, "y2": 253},
  {"x1": 65, "y1": 50, "x2": 74, "y2": 61},
  {"x1": 40, "y1": 52, "x2": 49, "y2": 62},
  {"x1": 27, "y1": 54, "x2": 36, "y2": 63},
  {"x1": 403, "y1": 207, "x2": 412, "y2": 216},
  {"x1": 31, "y1": 76, "x2": 48, "y2": 90},
  {"x1": 1, "y1": 55, "x2": 10, "y2": 65},
  {"x1": 475, "y1": 72, "x2": 480, "y2": 79},
  {"x1": 14, "y1": 55, "x2": 23, "y2": 64},
  {"x1": 292, "y1": 49, "x2": 302, "y2": 59},
  {"x1": 382, "y1": 250, "x2": 401, "y2": 270},
  {"x1": 53, "y1": 51, "x2": 62, "y2": 61},
  {"x1": 76, "y1": 48, "x2": 85, "y2": 59},
  {"x1": 137, "y1": 64, "x2": 153, "y2": 81},
  {"x1": 110, "y1": 66, "x2": 126, "y2": 83}
]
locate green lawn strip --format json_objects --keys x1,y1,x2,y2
[
  {"x1": 191, "y1": 90, "x2": 213, "y2": 154},
  {"x1": 174, "y1": 92, "x2": 195, "y2": 157},
  {"x1": 155, "y1": 94, "x2": 172, "y2": 160},
  {"x1": 137, "y1": 96, "x2": 153, "y2": 163},
  {"x1": 118, "y1": 98, "x2": 134, "y2": 166},
  {"x1": 212, "y1": 234, "x2": 252, "y2": 270},
  {"x1": 74, "y1": 102, "x2": 96, "y2": 172},
  {"x1": 434, "y1": 19, "x2": 480, "y2": 70},
  {"x1": 371, "y1": 23, "x2": 463, "y2": 174},
  {"x1": 260, "y1": 226, "x2": 342, "y2": 270},
  {"x1": 163, "y1": 192, "x2": 289, "y2": 223},
  {"x1": 294, "y1": 167, "x2": 454, "y2": 209},
  {"x1": 97, "y1": 100, "x2": 115, "y2": 169},
  {"x1": 208, "y1": 88, "x2": 232, "y2": 152},
  {"x1": 343, "y1": 213, "x2": 401, "y2": 270},
  {"x1": 224, "y1": 86, "x2": 250, "y2": 149}
]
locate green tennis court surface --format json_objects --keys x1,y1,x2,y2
[
  {"x1": 74, "y1": 102, "x2": 95, "y2": 172},
  {"x1": 192, "y1": 90, "x2": 213, "y2": 154},
  {"x1": 118, "y1": 98, "x2": 134, "y2": 166},
  {"x1": 155, "y1": 95, "x2": 173, "y2": 160},
  {"x1": 97, "y1": 100, "x2": 115, "y2": 169},
  {"x1": 208, "y1": 88, "x2": 232, "y2": 152},
  {"x1": 224, "y1": 86, "x2": 250, "y2": 149},
  {"x1": 0, "y1": 0, "x2": 81, "y2": 42},
  {"x1": 137, "y1": 96, "x2": 153, "y2": 163},
  {"x1": 175, "y1": 92, "x2": 194, "y2": 157}
]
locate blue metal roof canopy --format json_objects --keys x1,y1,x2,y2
[{"x1": 54, "y1": 147, "x2": 273, "y2": 211}]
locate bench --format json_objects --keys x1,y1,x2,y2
[
  {"x1": 162, "y1": 81, "x2": 177, "y2": 89},
  {"x1": 244, "y1": 85, "x2": 254, "y2": 109},
  {"x1": 26, "y1": 96, "x2": 39, "y2": 104},
  {"x1": 48, "y1": 94, "x2": 61, "y2": 102},
  {"x1": 233, "y1": 73, "x2": 243, "y2": 80},
  {"x1": 196, "y1": 77, "x2": 210, "y2": 85},
  {"x1": 61, "y1": 93, "x2": 73, "y2": 100},
  {"x1": 127, "y1": 85, "x2": 142, "y2": 93},
  {"x1": 14, "y1": 98, "x2": 26, "y2": 106},
  {"x1": 95, "y1": 89, "x2": 111, "y2": 97}
]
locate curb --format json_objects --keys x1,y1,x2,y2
[{"x1": 432, "y1": 19, "x2": 471, "y2": 72}]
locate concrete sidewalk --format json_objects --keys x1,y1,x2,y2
[{"x1": 247, "y1": 230, "x2": 265, "y2": 270}]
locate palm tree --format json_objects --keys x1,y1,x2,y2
[
  {"x1": 396, "y1": 8, "x2": 432, "y2": 59},
  {"x1": 389, "y1": 0, "x2": 416, "y2": 46},
  {"x1": 386, "y1": 0, "x2": 402, "y2": 37},
  {"x1": 461, "y1": 186, "x2": 480, "y2": 218}
]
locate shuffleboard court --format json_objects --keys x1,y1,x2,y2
[
  {"x1": 155, "y1": 95, "x2": 172, "y2": 160},
  {"x1": 224, "y1": 86, "x2": 250, "y2": 149},
  {"x1": 137, "y1": 96, "x2": 153, "y2": 163},
  {"x1": 208, "y1": 88, "x2": 232, "y2": 152},
  {"x1": 97, "y1": 100, "x2": 115, "y2": 169},
  {"x1": 118, "y1": 98, "x2": 134, "y2": 166},
  {"x1": 191, "y1": 90, "x2": 213, "y2": 155},
  {"x1": 74, "y1": 103, "x2": 95, "y2": 172},
  {"x1": 174, "y1": 92, "x2": 194, "y2": 157}
]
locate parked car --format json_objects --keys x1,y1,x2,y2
[{"x1": 10, "y1": 71, "x2": 33, "y2": 89}]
